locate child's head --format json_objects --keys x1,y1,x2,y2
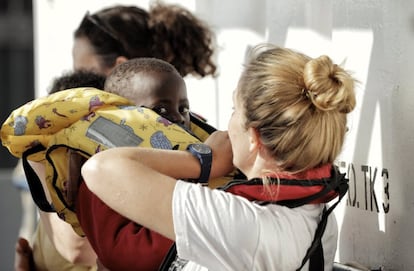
[
  {"x1": 105, "y1": 57, "x2": 190, "y2": 129},
  {"x1": 49, "y1": 70, "x2": 106, "y2": 94}
]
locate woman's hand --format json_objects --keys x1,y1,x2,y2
[{"x1": 204, "y1": 131, "x2": 235, "y2": 178}]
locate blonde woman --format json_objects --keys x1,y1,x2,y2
[{"x1": 81, "y1": 45, "x2": 356, "y2": 271}]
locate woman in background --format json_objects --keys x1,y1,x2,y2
[
  {"x1": 15, "y1": 2, "x2": 217, "y2": 271},
  {"x1": 73, "y1": 3, "x2": 216, "y2": 77}
]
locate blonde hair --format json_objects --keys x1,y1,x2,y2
[{"x1": 238, "y1": 44, "x2": 356, "y2": 173}]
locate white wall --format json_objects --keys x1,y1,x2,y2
[{"x1": 34, "y1": 0, "x2": 414, "y2": 269}]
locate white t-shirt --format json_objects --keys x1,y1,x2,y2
[{"x1": 172, "y1": 180, "x2": 337, "y2": 271}]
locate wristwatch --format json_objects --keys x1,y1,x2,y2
[{"x1": 186, "y1": 143, "x2": 212, "y2": 183}]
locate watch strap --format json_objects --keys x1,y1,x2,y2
[{"x1": 187, "y1": 144, "x2": 212, "y2": 183}]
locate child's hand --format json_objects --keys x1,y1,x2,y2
[{"x1": 14, "y1": 237, "x2": 34, "y2": 271}]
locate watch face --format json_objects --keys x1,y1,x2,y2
[{"x1": 191, "y1": 143, "x2": 211, "y2": 154}]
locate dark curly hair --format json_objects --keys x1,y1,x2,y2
[
  {"x1": 48, "y1": 70, "x2": 106, "y2": 94},
  {"x1": 74, "y1": 3, "x2": 216, "y2": 78}
]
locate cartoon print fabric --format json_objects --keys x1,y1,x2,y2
[{"x1": 1, "y1": 88, "x2": 201, "y2": 235}]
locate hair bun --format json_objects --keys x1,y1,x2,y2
[{"x1": 303, "y1": 55, "x2": 356, "y2": 113}]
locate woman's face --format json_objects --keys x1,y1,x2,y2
[
  {"x1": 228, "y1": 88, "x2": 251, "y2": 173},
  {"x1": 72, "y1": 37, "x2": 113, "y2": 76}
]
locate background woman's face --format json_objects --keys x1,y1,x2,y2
[{"x1": 72, "y1": 37, "x2": 112, "y2": 76}]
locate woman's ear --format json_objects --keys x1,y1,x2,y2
[
  {"x1": 248, "y1": 127, "x2": 261, "y2": 153},
  {"x1": 115, "y1": 56, "x2": 128, "y2": 66}
]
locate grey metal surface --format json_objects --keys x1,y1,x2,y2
[{"x1": 0, "y1": 169, "x2": 22, "y2": 270}]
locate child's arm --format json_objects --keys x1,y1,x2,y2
[
  {"x1": 38, "y1": 211, "x2": 97, "y2": 266},
  {"x1": 29, "y1": 161, "x2": 97, "y2": 267}
]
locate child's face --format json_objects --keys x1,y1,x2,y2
[{"x1": 130, "y1": 72, "x2": 191, "y2": 130}]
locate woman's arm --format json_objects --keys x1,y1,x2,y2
[
  {"x1": 81, "y1": 148, "x2": 191, "y2": 240},
  {"x1": 81, "y1": 131, "x2": 235, "y2": 241},
  {"x1": 75, "y1": 130, "x2": 234, "y2": 269}
]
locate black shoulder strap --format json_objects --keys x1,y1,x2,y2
[
  {"x1": 22, "y1": 145, "x2": 55, "y2": 212},
  {"x1": 295, "y1": 169, "x2": 348, "y2": 271},
  {"x1": 189, "y1": 112, "x2": 217, "y2": 134},
  {"x1": 158, "y1": 243, "x2": 177, "y2": 271}
]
